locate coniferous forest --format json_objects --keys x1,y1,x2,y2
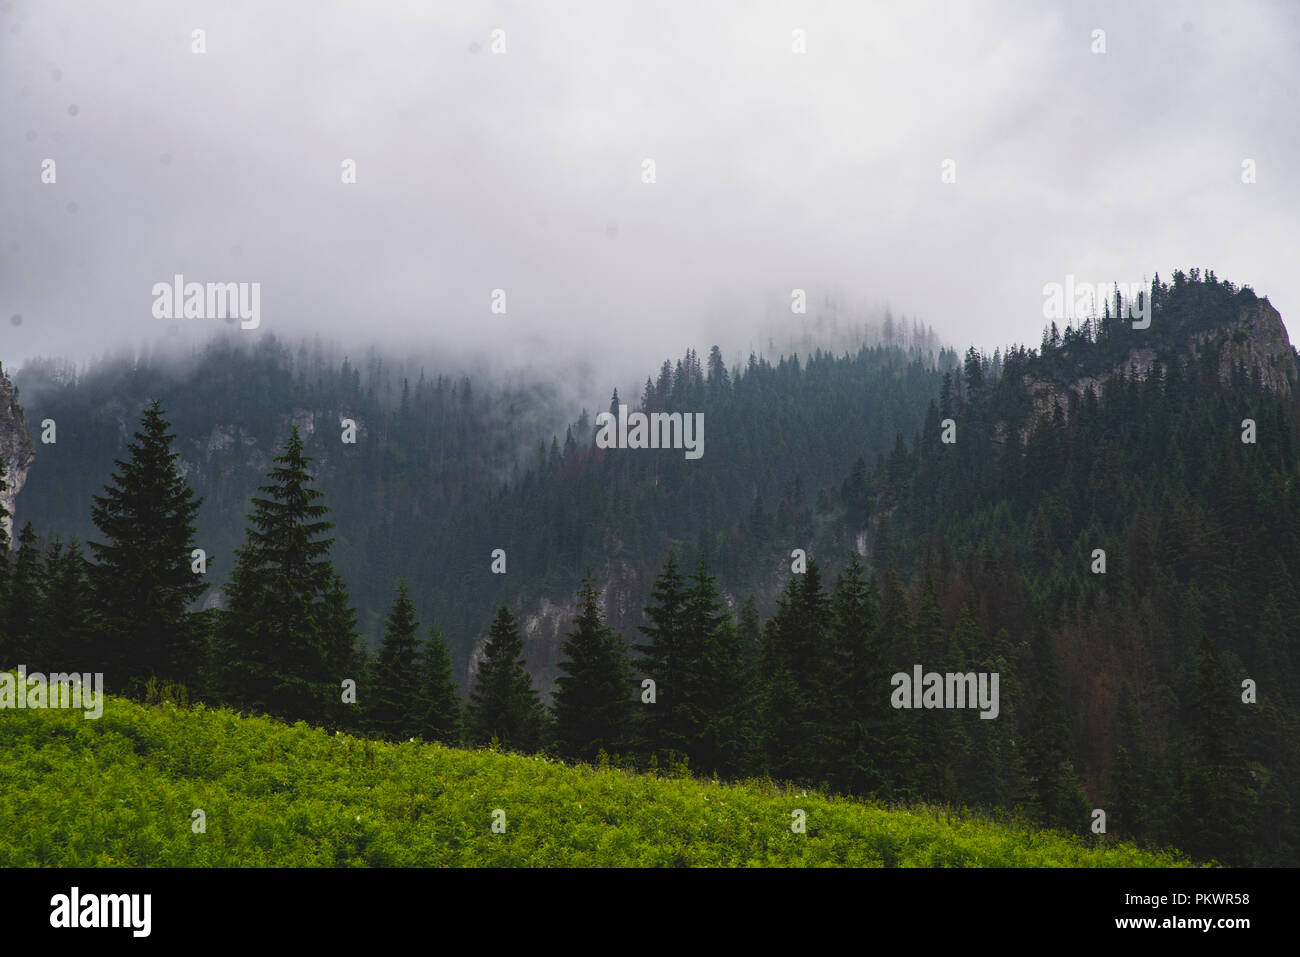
[
  {"x1": 3, "y1": 268, "x2": 1298, "y2": 868},
  {"x1": 13, "y1": 5, "x2": 1300, "y2": 941}
]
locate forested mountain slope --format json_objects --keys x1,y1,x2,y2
[
  {"x1": 11, "y1": 333, "x2": 948, "y2": 683},
  {"x1": 838, "y1": 270, "x2": 1300, "y2": 866}
]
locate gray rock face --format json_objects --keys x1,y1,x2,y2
[
  {"x1": 1195, "y1": 299, "x2": 1296, "y2": 397},
  {"x1": 0, "y1": 368, "x2": 36, "y2": 546},
  {"x1": 1008, "y1": 300, "x2": 1296, "y2": 443}
]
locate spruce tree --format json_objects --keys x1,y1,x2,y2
[
  {"x1": 704, "y1": 608, "x2": 759, "y2": 779},
  {"x1": 88, "y1": 400, "x2": 208, "y2": 693},
  {"x1": 36, "y1": 539, "x2": 94, "y2": 670},
  {"x1": 320, "y1": 571, "x2": 362, "y2": 729},
  {"x1": 1112, "y1": 683, "x2": 1148, "y2": 839},
  {"x1": 1022, "y1": 627, "x2": 1090, "y2": 833},
  {"x1": 552, "y1": 575, "x2": 634, "y2": 763},
  {"x1": 218, "y1": 426, "x2": 351, "y2": 724},
  {"x1": 418, "y1": 624, "x2": 461, "y2": 745},
  {"x1": 467, "y1": 605, "x2": 544, "y2": 752},
  {"x1": 0, "y1": 452, "x2": 9, "y2": 571},
  {"x1": 0, "y1": 455, "x2": 8, "y2": 661},
  {"x1": 635, "y1": 551, "x2": 698, "y2": 767},
  {"x1": 366, "y1": 581, "x2": 424, "y2": 739},
  {"x1": 876, "y1": 568, "x2": 918, "y2": 798},
  {"x1": 758, "y1": 559, "x2": 832, "y2": 783},
  {"x1": 827, "y1": 554, "x2": 885, "y2": 795},
  {"x1": 3, "y1": 522, "x2": 40, "y2": 667}
]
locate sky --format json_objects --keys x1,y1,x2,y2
[{"x1": 3, "y1": 0, "x2": 1298, "y2": 390}]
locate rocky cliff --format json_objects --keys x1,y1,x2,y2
[
  {"x1": 0, "y1": 365, "x2": 36, "y2": 546},
  {"x1": 1005, "y1": 297, "x2": 1296, "y2": 442}
]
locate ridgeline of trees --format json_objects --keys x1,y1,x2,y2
[
  {"x1": 3, "y1": 269, "x2": 1298, "y2": 868},
  {"x1": 13, "y1": 334, "x2": 948, "y2": 679}
]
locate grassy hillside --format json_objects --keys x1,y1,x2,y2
[{"x1": 0, "y1": 693, "x2": 1191, "y2": 867}]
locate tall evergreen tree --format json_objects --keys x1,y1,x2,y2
[
  {"x1": 552, "y1": 574, "x2": 634, "y2": 763},
  {"x1": 876, "y1": 568, "x2": 918, "y2": 797},
  {"x1": 635, "y1": 550, "x2": 698, "y2": 766},
  {"x1": 417, "y1": 623, "x2": 461, "y2": 745},
  {"x1": 1022, "y1": 628, "x2": 1090, "y2": 833},
  {"x1": 217, "y1": 426, "x2": 350, "y2": 724},
  {"x1": 827, "y1": 554, "x2": 885, "y2": 794},
  {"x1": 758, "y1": 559, "x2": 833, "y2": 783},
  {"x1": 320, "y1": 570, "x2": 362, "y2": 729},
  {"x1": 0, "y1": 452, "x2": 9, "y2": 631},
  {"x1": 2, "y1": 522, "x2": 40, "y2": 667},
  {"x1": 467, "y1": 605, "x2": 544, "y2": 752},
  {"x1": 88, "y1": 400, "x2": 208, "y2": 693},
  {"x1": 704, "y1": 604, "x2": 759, "y2": 779},
  {"x1": 35, "y1": 539, "x2": 94, "y2": 669},
  {"x1": 366, "y1": 581, "x2": 424, "y2": 739}
]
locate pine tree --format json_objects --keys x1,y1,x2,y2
[
  {"x1": 36, "y1": 539, "x2": 94, "y2": 670},
  {"x1": 319, "y1": 571, "x2": 361, "y2": 729},
  {"x1": 0, "y1": 455, "x2": 9, "y2": 661},
  {"x1": 635, "y1": 550, "x2": 695, "y2": 765},
  {"x1": 1112, "y1": 683, "x2": 1147, "y2": 839},
  {"x1": 367, "y1": 581, "x2": 425, "y2": 739},
  {"x1": 876, "y1": 568, "x2": 918, "y2": 797},
  {"x1": 217, "y1": 426, "x2": 349, "y2": 724},
  {"x1": 758, "y1": 559, "x2": 832, "y2": 783},
  {"x1": 705, "y1": 599, "x2": 759, "y2": 779},
  {"x1": 88, "y1": 400, "x2": 208, "y2": 693},
  {"x1": 827, "y1": 554, "x2": 885, "y2": 794},
  {"x1": 910, "y1": 572, "x2": 956, "y2": 801},
  {"x1": 680, "y1": 556, "x2": 728, "y2": 772},
  {"x1": 417, "y1": 624, "x2": 461, "y2": 745},
  {"x1": 1022, "y1": 628, "x2": 1090, "y2": 833},
  {"x1": 467, "y1": 605, "x2": 544, "y2": 752},
  {"x1": 552, "y1": 575, "x2": 634, "y2": 763},
  {"x1": 1184, "y1": 636, "x2": 1250, "y2": 862},
  {"x1": 2, "y1": 522, "x2": 41, "y2": 668}
]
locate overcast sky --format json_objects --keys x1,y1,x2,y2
[{"x1": 3, "y1": 0, "x2": 1298, "y2": 384}]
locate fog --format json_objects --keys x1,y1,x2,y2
[{"x1": 3, "y1": 0, "x2": 1298, "y2": 399}]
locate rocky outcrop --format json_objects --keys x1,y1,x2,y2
[
  {"x1": 1194, "y1": 298, "x2": 1296, "y2": 397},
  {"x1": 1007, "y1": 300, "x2": 1295, "y2": 442},
  {"x1": 0, "y1": 367, "x2": 36, "y2": 546}
]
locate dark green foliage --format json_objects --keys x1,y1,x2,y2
[
  {"x1": 2, "y1": 522, "x2": 40, "y2": 667},
  {"x1": 826, "y1": 554, "x2": 885, "y2": 794},
  {"x1": 635, "y1": 551, "x2": 700, "y2": 766},
  {"x1": 0, "y1": 453, "x2": 9, "y2": 648},
  {"x1": 217, "y1": 427, "x2": 355, "y2": 725},
  {"x1": 467, "y1": 606, "x2": 545, "y2": 752},
  {"x1": 15, "y1": 335, "x2": 942, "y2": 685},
  {"x1": 35, "y1": 539, "x2": 94, "y2": 669},
  {"x1": 10, "y1": 267, "x2": 1298, "y2": 865},
  {"x1": 417, "y1": 625, "x2": 461, "y2": 745},
  {"x1": 366, "y1": 581, "x2": 425, "y2": 740},
  {"x1": 758, "y1": 558, "x2": 833, "y2": 784},
  {"x1": 88, "y1": 401, "x2": 208, "y2": 694},
  {"x1": 552, "y1": 575, "x2": 634, "y2": 763}
]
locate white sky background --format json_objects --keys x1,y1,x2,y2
[{"x1": 2, "y1": 0, "x2": 1298, "y2": 385}]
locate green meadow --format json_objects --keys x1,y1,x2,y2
[{"x1": 0, "y1": 693, "x2": 1191, "y2": 867}]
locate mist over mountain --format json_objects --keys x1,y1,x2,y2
[{"x1": 5, "y1": 0, "x2": 1300, "y2": 891}]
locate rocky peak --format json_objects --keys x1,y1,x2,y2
[
  {"x1": 1194, "y1": 297, "x2": 1295, "y2": 397},
  {"x1": 1004, "y1": 296, "x2": 1295, "y2": 441},
  {"x1": 0, "y1": 366, "x2": 36, "y2": 546}
]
